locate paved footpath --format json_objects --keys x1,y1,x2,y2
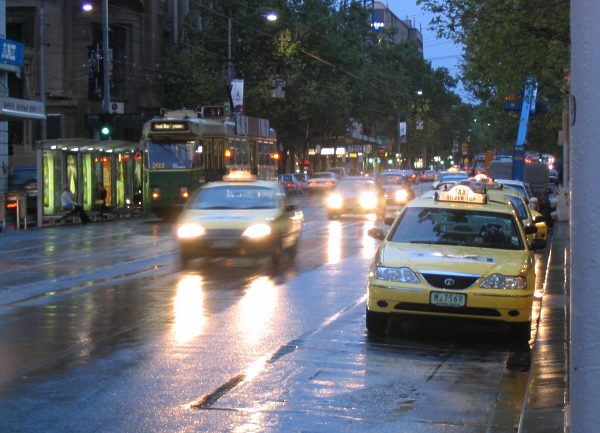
[{"x1": 519, "y1": 221, "x2": 568, "y2": 433}]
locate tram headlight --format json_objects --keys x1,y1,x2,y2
[
  {"x1": 242, "y1": 223, "x2": 271, "y2": 239},
  {"x1": 177, "y1": 223, "x2": 206, "y2": 239}
]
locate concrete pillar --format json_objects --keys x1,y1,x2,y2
[
  {"x1": 0, "y1": 0, "x2": 7, "y2": 192},
  {"x1": 570, "y1": 1, "x2": 600, "y2": 431}
]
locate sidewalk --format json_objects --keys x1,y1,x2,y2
[{"x1": 519, "y1": 221, "x2": 569, "y2": 433}]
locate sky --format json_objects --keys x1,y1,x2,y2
[{"x1": 383, "y1": 1, "x2": 473, "y2": 102}]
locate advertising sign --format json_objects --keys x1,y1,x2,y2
[{"x1": 0, "y1": 37, "x2": 24, "y2": 74}]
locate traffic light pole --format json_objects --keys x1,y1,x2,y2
[{"x1": 101, "y1": 0, "x2": 110, "y2": 113}]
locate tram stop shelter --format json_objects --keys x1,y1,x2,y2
[{"x1": 38, "y1": 138, "x2": 143, "y2": 224}]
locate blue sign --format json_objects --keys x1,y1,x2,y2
[{"x1": 0, "y1": 37, "x2": 24, "y2": 72}]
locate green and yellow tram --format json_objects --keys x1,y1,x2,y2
[{"x1": 141, "y1": 108, "x2": 278, "y2": 218}]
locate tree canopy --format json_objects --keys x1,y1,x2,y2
[
  {"x1": 417, "y1": 0, "x2": 570, "y2": 154},
  {"x1": 161, "y1": 0, "x2": 475, "y2": 167}
]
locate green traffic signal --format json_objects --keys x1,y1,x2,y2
[{"x1": 100, "y1": 126, "x2": 111, "y2": 136}]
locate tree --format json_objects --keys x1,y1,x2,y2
[{"x1": 417, "y1": 0, "x2": 569, "y2": 154}]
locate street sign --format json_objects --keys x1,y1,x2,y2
[{"x1": 0, "y1": 37, "x2": 24, "y2": 74}]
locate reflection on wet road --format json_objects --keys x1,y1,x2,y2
[{"x1": 0, "y1": 185, "x2": 542, "y2": 432}]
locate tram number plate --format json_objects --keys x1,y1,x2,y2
[
  {"x1": 212, "y1": 240, "x2": 236, "y2": 249},
  {"x1": 430, "y1": 291, "x2": 466, "y2": 308}
]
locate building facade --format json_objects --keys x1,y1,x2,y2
[
  {"x1": 6, "y1": 0, "x2": 188, "y2": 168},
  {"x1": 370, "y1": 1, "x2": 423, "y2": 50}
]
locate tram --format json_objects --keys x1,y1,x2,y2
[{"x1": 141, "y1": 107, "x2": 278, "y2": 218}]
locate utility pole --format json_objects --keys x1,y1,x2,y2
[
  {"x1": 101, "y1": 0, "x2": 110, "y2": 113},
  {"x1": 37, "y1": 0, "x2": 46, "y2": 228},
  {"x1": 0, "y1": 0, "x2": 7, "y2": 193}
]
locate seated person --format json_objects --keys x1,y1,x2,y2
[{"x1": 61, "y1": 185, "x2": 91, "y2": 224}]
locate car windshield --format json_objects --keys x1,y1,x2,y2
[
  {"x1": 439, "y1": 173, "x2": 468, "y2": 182},
  {"x1": 313, "y1": 172, "x2": 334, "y2": 179},
  {"x1": 501, "y1": 184, "x2": 527, "y2": 198},
  {"x1": 506, "y1": 195, "x2": 529, "y2": 222},
  {"x1": 389, "y1": 207, "x2": 524, "y2": 250},
  {"x1": 377, "y1": 175, "x2": 405, "y2": 185},
  {"x1": 336, "y1": 179, "x2": 376, "y2": 192},
  {"x1": 190, "y1": 185, "x2": 279, "y2": 209},
  {"x1": 146, "y1": 141, "x2": 195, "y2": 169}
]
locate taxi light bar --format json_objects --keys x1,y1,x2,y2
[
  {"x1": 435, "y1": 184, "x2": 487, "y2": 204},
  {"x1": 223, "y1": 170, "x2": 257, "y2": 182}
]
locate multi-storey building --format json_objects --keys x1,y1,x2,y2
[
  {"x1": 7, "y1": 0, "x2": 188, "y2": 167},
  {"x1": 370, "y1": 1, "x2": 423, "y2": 50}
]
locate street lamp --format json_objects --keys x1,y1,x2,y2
[{"x1": 81, "y1": 1, "x2": 110, "y2": 113}]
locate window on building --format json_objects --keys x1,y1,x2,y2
[{"x1": 47, "y1": 115, "x2": 63, "y2": 140}]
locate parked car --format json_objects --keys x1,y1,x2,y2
[{"x1": 278, "y1": 174, "x2": 301, "y2": 194}]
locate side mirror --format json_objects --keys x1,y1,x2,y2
[
  {"x1": 285, "y1": 204, "x2": 296, "y2": 212},
  {"x1": 530, "y1": 237, "x2": 546, "y2": 251},
  {"x1": 368, "y1": 228, "x2": 386, "y2": 240},
  {"x1": 533, "y1": 215, "x2": 545, "y2": 224},
  {"x1": 524, "y1": 225, "x2": 537, "y2": 235},
  {"x1": 383, "y1": 217, "x2": 395, "y2": 226}
]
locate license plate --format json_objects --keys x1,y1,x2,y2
[
  {"x1": 212, "y1": 240, "x2": 236, "y2": 249},
  {"x1": 430, "y1": 291, "x2": 466, "y2": 308}
]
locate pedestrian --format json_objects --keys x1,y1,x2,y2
[
  {"x1": 95, "y1": 182, "x2": 108, "y2": 215},
  {"x1": 61, "y1": 184, "x2": 91, "y2": 224}
]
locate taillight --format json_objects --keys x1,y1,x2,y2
[
  {"x1": 6, "y1": 202, "x2": 17, "y2": 209},
  {"x1": 287, "y1": 183, "x2": 293, "y2": 187},
  {"x1": 152, "y1": 188, "x2": 160, "y2": 199},
  {"x1": 180, "y1": 186, "x2": 189, "y2": 199},
  {"x1": 309, "y1": 181, "x2": 316, "y2": 186},
  {"x1": 325, "y1": 181, "x2": 333, "y2": 185},
  {"x1": 411, "y1": 174, "x2": 416, "y2": 178}
]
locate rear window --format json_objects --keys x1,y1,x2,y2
[{"x1": 389, "y1": 207, "x2": 524, "y2": 250}]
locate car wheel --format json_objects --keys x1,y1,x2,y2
[
  {"x1": 179, "y1": 251, "x2": 193, "y2": 269},
  {"x1": 510, "y1": 321, "x2": 532, "y2": 347},
  {"x1": 287, "y1": 240, "x2": 298, "y2": 260},
  {"x1": 366, "y1": 307, "x2": 388, "y2": 335},
  {"x1": 271, "y1": 237, "x2": 284, "y2": 267}
]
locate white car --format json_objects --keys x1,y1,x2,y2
[
  {"x1": 494, "y1": 179, "x2": 538, "y2": 210},
  {"x1": 306, "y1": 172, "x2": 338, "y2": 192}
]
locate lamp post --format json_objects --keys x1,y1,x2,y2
[
  {"x1": 82, "y1": 1, "x2": 110, "y2": 113},
  {"x1": 101, "y1": 0, "x2": 110, "y2": 113}
]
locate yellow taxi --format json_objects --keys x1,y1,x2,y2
[
  {"x1": 366, "y1": 183, "x2": 546, "y2": 345},
  {"x1": 175, "y1": 171, "x2": 303, "y2": 267}
]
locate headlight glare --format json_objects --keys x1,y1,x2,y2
[
  {"x1": 177, "y1": 223, "x2": 206, "y2": 239},
  {"x1": 327, "y1": 193, "x2": 343, "y2": 209},
  {"x1": 359, "y1": 192, "x2": 378, "y2": 209},
  {"x1": 242, "y1": 223, "x2": 272, "y2": 238},
  {"x1": 395, "y1": 189, "x2": 408, "y2": 203},
  {"x1": 375, "y1": 266, "x2": 420, "y2": 283},
  {"x1": 480, "y1": 273, "x2": 527, "y2": 289}
]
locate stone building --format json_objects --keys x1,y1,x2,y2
[{"x1": 7, "y1": 0, "x2": 188, "y2": 167}]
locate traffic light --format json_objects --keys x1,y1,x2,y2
[{"x1": 99, "y1": 113, "x2": 113, "y2": 139}]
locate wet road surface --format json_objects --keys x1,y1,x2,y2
[{"x1": 0, "y1": 184, "x2": 543, "y2": 432}]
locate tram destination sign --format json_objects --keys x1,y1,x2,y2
[{"x1": 151, "y1": 121, "x2": 188, "y2": 132}]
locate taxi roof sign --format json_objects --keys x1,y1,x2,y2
[
  {"x1": 222, "y1": 170, "x2": 257, "y2": 182},
  {"x1": 435, "y1": 184, "x2": 487, "y2": 204}
]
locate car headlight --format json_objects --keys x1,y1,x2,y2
[
  {"x1": 359, "y1": 192, "x2": 378, "y2": 209},
  {"x1": 480, "y1": 274, "x2": 527, "y2": 289},
  {"x1": 242, "y1": 223, "x2": 272, "y2": 239},
  {"x1": 327, "y1": 193, "x2": 344, "y2": 209},
  {"x1": 395, "y1": 189, "x2": 408, "y2": 203},
  {"x1": 373, "y1": 266, "x2": 420, "y2": 283},
  {"x1": 177, "y1": 223, "x2": 206, "y2": 239}
]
